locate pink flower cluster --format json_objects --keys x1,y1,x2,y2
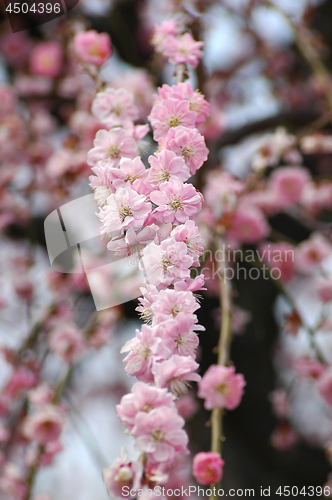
[
  {"x1": 152, "y1": 21, "x2": 204, "y2": 68},
  {"x1": 88, "y1": 51, "x2": 210, "y2": 494}
]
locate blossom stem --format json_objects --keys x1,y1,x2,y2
[{"x1": 210, "y1": 245, "x2": 232, "y2": 498}]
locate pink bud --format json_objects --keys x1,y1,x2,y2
[{"x1": 193, "y1": 452, "x2": 225, "y2": 485}]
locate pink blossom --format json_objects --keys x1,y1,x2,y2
[
  {"x1": 28, "y1": 384, "x2": 53, "y2": 409},
  {"x1": 159, "y1": 314, "x2": 202, "y2": 357},
  {"x1": 116, "y1": 382, "x2": 175, "y2": 431},
  {"x1": 317, "y1": 369, "x2": 332, "y2": 405},
  {"x1": 108, "y1": 156, "x2": 148, "y2": 193},
  {"x1": 227, "y1": 207, "x2": 270, "y2": 244},
  {"x1": 151, "y1": 20, "x2": 178, "y2": 52},
  {"x1": 151, "y1": 181, "x2": 203, "y2": 225},
  {"x1": 146, "y1": 149, "x2": 190, "y2": 189},
  {"x1": 165, "y1": 126, "x2": 208, "y2": 175},
  {"x1": 150, "y1": 289, "x2": 200, "y2": 324},
  {"x1": 88, "y1": 128, "x2": 138, "y2": 168},
  {"x1": 102, "y1": 448, "x2": 143, "y2": 498},
  {"x1": 171, "y1": 220, "x2": 204, "y2": 266},
  {"x1": 74, "y1": 30, "x2": 112, "y2": 66},
  {"x1": 140, "y1": 238, "x2": 193, "y2": 287},
  {"x1": 49, "y1": 324, "x2": 84, "y2": 364},
  {"x1": 295, "y1": 233, "x2": 331, "y2": 273},
  {"x1": 4, "y1": 368, "x2": 37, "y2": 399},
  {"x1": 193, "y1": 452, "x2": 224, "y2": 485},
  {"x1": 175, "y1": 394, "x2": 199, "y2": 420},
  {"x1": 107, "y1": 226, "x2": 156, "y2": 257},
  {"x1": 173, "y1": 275, "x2": 206, "y2": 292},
  {"x1": 29, "y1": 42, "x2": 63, "y2": 78},
  {"x1": 121, "y1": 325, "x2": 170, "y2": 382},
  {"x1": 317, "y1": 279, "x2": 332, "y2": 302},
  {"x1": 136, "y1": 284, "x2": 160, "y2": 323},
  {"x1": 90, "y1": 164, "x2": 113, "y2": 206},
  {"x1": 259, "y1": 242, "x2": 295, "y2": 282},
  {"x1": 152, "y1": 354, "x2": 201, "y2": 397},
  {"x1": 148, "y1": 98, "x2": 196, "y2": 141},
  {"x1": 98, "y1": 186, "x2": 151, "y2": 235},
  {"x1": 163, "y1": 33, "x2": 204, "y2": 68},
  {"x1": 154, "y1": 83, "x2": 209, "y2": 125},
  {"x1": 268, "y1": 166, "x2": 310, "y2": 208},
  {"x1": 92, "y1": 88, "x2": 139, "y2": 128},
  {"x1": 198, "y1": 365, "x2": 246, "y2": 410},
  {"x1": 131, "y1": 406, "x2": 189, "y2": 462},
  {"x1": 23, "y1": 405, "x2": 64, "y2": 444},
  {"x1": 0, "y1": 464, "x2": 26, "y2": 500}
]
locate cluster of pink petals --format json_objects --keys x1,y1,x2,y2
[
  {"x1": 198, "y1": 365, "x2": 246, "y2": 410},
  {"x1": 23, "y1": 405, "x2": 64, "y2": 444},
  {"x1": 102, "y1": 448, "x2": 143, "y2": 498},
  {"x1": 151, "y1": 22, "x2": 203, "y2": 68},
  {"x1": 88, "y1": 128, "x2": 138, "y2": 168},
  {"x1": 73, "y1": 30, "x2": 112, "y2": 66},
  {"x1": 163, "y1": 33, "x2": 204, "y2": 68},
  {"x1": 151, "y1": 20, "x2": 178, "y2": 52},
  {"x1": 151, "y1": 181, "x2": 203, "y2": 225},
  {"x1": 49, "y1": 324, "x2": 84, "y2": 364},
  {"x1": 92, "y1": 88, "x2": 139, "y2": 128},
  {"x1": 83, "y1": 34, "x2": 212, "y2": 492},
  {"x1": 98, "y1": 186, "x2": 151, "y2": 235},
  {"x1": 165, "y1": 126, "x2": 209, "y2": 175},
  {"x1": 193, "y1": 452, "x2": 225, "y2": 485},
  {"x1": 29, "y1": 42, "x2": 63, "y2": 78}
]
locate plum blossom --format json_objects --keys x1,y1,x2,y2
[
  {"x1": 151, "y1": 20, "x2": 178, "y2": 52},
  {"x1": 73, "y1": 30, "x2": 112, "y2": 66},
  {"x1": 107, "y1": 156, "x2": 148, "y2": 193},
  {"x1": 136, "y1": 284, "x2": 160, "y2": 323},
  {"x1": 146, "y1": 149, "x2": 190, "y2": 189},
  {"x1": 121, "y1": 325, "x2": 170, "y2": 382},
  {"x1": 102, "y1": 448, "x2": 143, "y2": 498},
  {"x1": 107, "y1": 226, "x2": 156, "y2": 257},
  {"x1": 163, "y1": 33, "x2": 204, "y2": 68},
  {"x1": 131, "y1": 406, "x2": 189, "y2": 462},
  {"x1": 193, "y1": 452, "x2": 224, "y2": 485},
  {"x1": 268, "y1": 166, "x2": 310, "y2": 208},
  {"x1": 165, "y1": 126, "x2": 208, "y2": 175},
  {"x1": 140, "y1": 238, "x2": 193, "y2": 287},
  {"x1": 158, "y1": 315, "x2": 201, "y2": 357},
  {"x1": 49, "y1": 324, "x2": 84, "y2": 364},
  {"x1": 150, "y1": 289, "x2": 200, "y2": 324},
  {"x1": 98, "y1": 186, "x2": 151, "y2": 235},
  {"x1": 198, "y1": 365, "x2": 246, "y2": 410},
  {"x1": 88, "y1": 128, "x2": 138, "y2": 168},
  {"x1": 227, "y1": 207, "x2": 270, "y2": 244},
  {"x1": 23, "y1": 405, "x2": 64, "y2": 444},
  {"x1": 116, "y1": 382, "x2": 175, "y2": 431},
  {"x1": 154, "y1": 83, "x2": 210, "y2": 125},
  {"x1": 29, "y1": 42, "x2": 63, "y2": 78},
  {"x1": 151, "y1": 181, "x2": 203, "y2": 225},
  {"x1": 295, "y1": 233, "x2": 331, "y2": 274},
  {"x1": 152, "y1": 354, "x2": 201, "y2": 397},
  {"x1": 170, "y1": 220, "x2": 204, "y2": 266},
  {"x1": 92, "y1": 88, "x2": 139, "y2": 128},
  {"x1": 148, "y1": 98, "x2": 196, "y2": 141}
]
